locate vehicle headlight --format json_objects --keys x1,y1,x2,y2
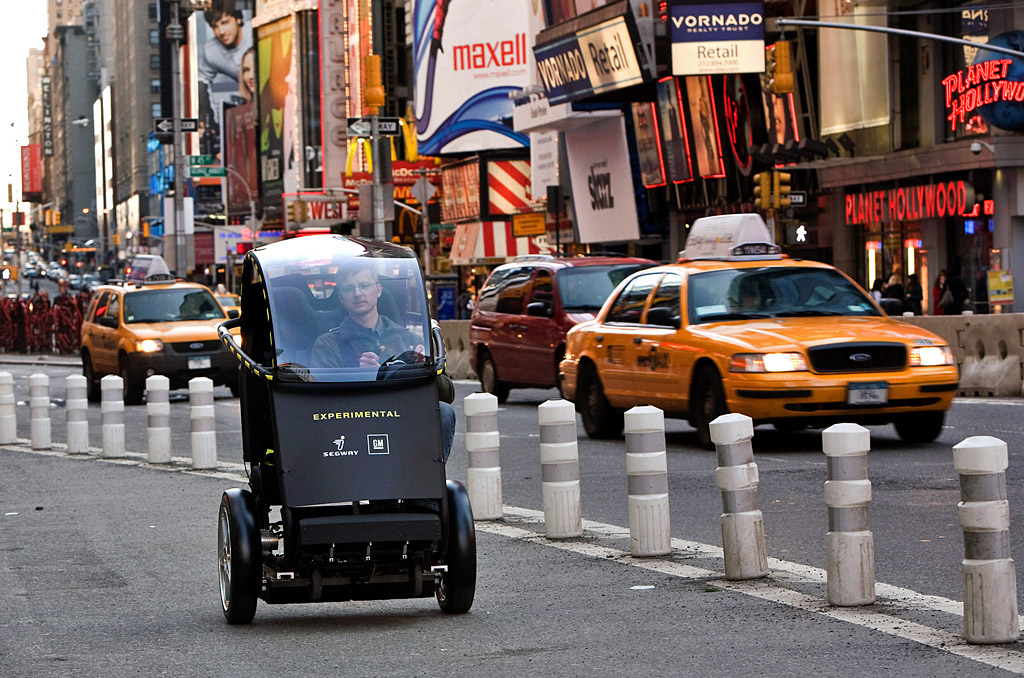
[
  {"x1": 135, "y1": 339, "x2": 164, "y2": 353},
  {"x1": 909, "y1": 345, "x2": 954, "y2": 366},
  {"x1": 730, "y1": 352, "x2": 808, "y2": 373}
]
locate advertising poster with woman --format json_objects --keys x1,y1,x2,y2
[
  {"x1": 630, "y1": 102, "x2": 665, "y2": 188},
  {"x1": 684, "y1": 75, "x2": 725, "y2": 178},
  {"x1": 655, "y1": 76, "x2": 692, "y2": 184},
  {"x1": 257, "y1": 18, "x2": 294, "y2": 206}
]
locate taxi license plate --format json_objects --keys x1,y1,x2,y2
[
  {"x1": 847, "y1": 382, "x2": 888, "y2": 405},
  {"x1": 188, "y1": 356, "x2": 212, "y2": 370}
]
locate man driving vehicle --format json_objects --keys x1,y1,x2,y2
[{"x1": 311, "y1": 259, "x2": 457, "y2": 460}]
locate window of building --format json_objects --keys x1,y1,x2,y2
[
  {"x1": 57, "y1": 10, "x2": 62, "y2": 18},
  {"x1": 150, "y1": 79, "x2": 161, "y2": 94},
  {"x1": 150, "y1": 54, "x2": 160, "y2": 70},
  {"x1": 149, "y1": 3, "x2": 158, "y2": 20},
  {"x1": 150, "y1": 29, "x2": 159, "y2": 46},
  {"x1": 151, "y1": 102, "x2": 162, "y2": 118}
]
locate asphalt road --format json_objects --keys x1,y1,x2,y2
[{"x1": 2, "y1": 357, "x2": 1024, "y2": 675}]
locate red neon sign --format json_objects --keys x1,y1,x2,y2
[
  {"x1": 942, "y1": 59, "x2": 1024, "y2": 131},
  {"x1": 845, "y1": 181, "x2": 977, "y2": 225}
]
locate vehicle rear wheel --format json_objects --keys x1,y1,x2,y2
[
  {"x1": 119, "y1": 357, "x2": 144, "y2": 406},
  {"x1": 579, "y1": 367, "x2": 623, "y2": 439},
  {"x1": 894, "y1": 411, "x2": 945, "y2": 443},
  {"x1": 691, "y1": 366, "x2": 727, "y2": 450},
  {"x1": 82, "y1": 351, "x2": 100, "y2": 402},
  {"x1": 437, "y1": 480, "x2": 476, "y2": 614},
  {"x1": 479, "y1": 353, "x2": 509, "y2": 403},
  {"x1": 218, "y1": 489, "x2": 261, "y2": 624}
]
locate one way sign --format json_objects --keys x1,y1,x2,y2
[
  {"x1": 154, "y1": 117, "x2": 199, "y2": 135},
  {"x1": 347, "y1": 117, "x2": 402, "y2": 137}
]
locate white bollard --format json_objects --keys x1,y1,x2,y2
[
  {"x1": 100, "y1": 375, "x2": 125, "y2": 458},
  {"x1": 29, "y1": 374, "x2": 51, "y2": 450},
  {"x1": 0, "y1": 372, "x2": 15, "y2": 444},
  {"x1": 65, "y1": 375, "x2": 90, "y2": 454},
  {"x1": 624, "y1": 406, "x2": 670, "y2": 556},
  {"x1": 953, "y1": 436, "x2": 1019, "y2": 644},
  {"x1": 710, "y1": 413, "x2": 769, "y2": 581},
  {"x1": 822, "y1": 423, "x2": 876, "y2": 606},
  {"x1": 464, "y1": 392, "x2": 502, "y2": 520},
  {"x1": 538, "y1": 399, "x2": 582, "y2": 539},
  {"x1": 146, "y1": 375, "x2": 172, "y2": 463},
  {"x1": 189, "y1": 377, "x2": 217, "y2": 469}
]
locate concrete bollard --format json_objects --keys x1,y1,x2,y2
[
  {"x1": 29, "y1": 374, "x2": 51, "y2": 450},
  {"x1": 146, "y1": 375, "x2": 171, "y2": 464},
  {"x1": 624, "y1": 406, "x2": 670, "y2": 556},
  {"x1": 953, "y1": 436, "x2": 1019, "y2": 644},
  {"x1": 710, "y1": 413, "x2": 769, "y2": 580},
  {"x1": 538, "y1": 399, "x2": 582, "y2": 539},
  {"x1": 0, "y1": 372, "x2": 15, "y2": 444},
  {"x1": 822, "y1": 423, "x2": 876, "y2": 606},
  {"x1": 100, "y1": 375, "x2": 125, "y2": 458},
  {"x1": 65, "y1": 375, "x2": 90, "y2": 454},
  {"x1": 189, "y1": 377, "x2": 217, "y2": 469},
  {"x1": 464, "y1": 392, "x2": 502, "y2": 520}
]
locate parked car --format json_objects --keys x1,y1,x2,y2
[{"x1": 469, "y1": 254, "x2": 657, "y2": 401}]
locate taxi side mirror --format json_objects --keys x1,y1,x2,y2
[
  {"x1": 526, "y1": 301, "x2": 553, "y2": 318},
  {"x1": 646, "y1": 306, "x2": 680, "y2": 328},
  {"x1": 227, "y1": 309, "x2": 240, "y2": 319},
  {"x1": 878, "y1": 298, "x2": 904, "y2": 316},
  {"x1": 98, "y1": 316, "x2": 118, "y2": 329}
]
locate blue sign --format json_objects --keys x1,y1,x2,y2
[
  {"x1": 535, "y1": 34, "x2": 592, "y2": 105},
  {"x1": 436, "y1": 285, "x2": 456, "y2": 320}
]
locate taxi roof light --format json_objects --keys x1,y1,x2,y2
[{"x1": 680, "y1": 213, "x2": 784, "y2": 262}]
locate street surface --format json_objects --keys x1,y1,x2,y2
[{"x1": 2, "y1": 357, "x2": 1024, "y2": 675}]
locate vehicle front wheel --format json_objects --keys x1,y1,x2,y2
[
  {"x1": 691, "y1": 366, "x2": 727, "y2": 450},
  {"x1": 579, "y1": 367, "x2": 623, "y2": 439},
  {"x1": 479, "y1": 353, "x2": 509, "y2": 403},
  {"x1": 218, "y1": 489, "x2": 261, "y2": 624},
  {"x1": 437, "y1": 480, "x2": 476, "y2": 614},
  {"x1": 894, "y1": 411, "x2": 945, "y2": 444},
  {"x1": 119, "y1": 357, "x2": 144, "y2": 405},
  {"x1": 82, "y1": 351, "x2": 100, "y2": 402}
]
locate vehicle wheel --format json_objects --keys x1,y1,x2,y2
[
  {"x1": 894, "y1": 411, "x2": 945, "y2": 444},
  {"x1": 479, "y1": 353, "x2": 509, "y2": 403},
  {"x1": 82, "y1": 351, "x2": 101, "y2": 402},
  {"x1": 437, "y1": 480, "x2": 475, "y2": 614},
  {"x1": 229, "y1": 380, "x2": 241, "y2": 398},
  {"x1": 218, "y1": 489, "x2": 261, "y2": 624},
  {"x1": 691, "y1": 366, "x2": 727, "y2": 450},
  {"x1": 119, "y1": 357, "x2": 144, "y2": 406},
  {"x1": 579, "y1": 367, "x2": 623, "y2": 439},
  {"x1": 555, "y1": 350, "x2": 566, "y2": 399}
]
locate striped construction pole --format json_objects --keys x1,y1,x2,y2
[
  {"x1": 29, "y1": 374, "x2": 51, "y2": 450},
  {"x1": 624, "y1": 405, "x2": 670, "y2": 556},
  {"x1": 65, "y1": 375, "x2": 90, "y2": 454},
  {"x1": 710, "y1": 413, "x2": 769, "y2": 580},
  {"x1": 822, "y1": 423, "x2": 875, "y2": 606},
  {"x1": 100, "y1": 375, "x2": 125, "y2": 458},
  {"x1": 0, "y1": 372, "x2": 15, "y2": 444},
  {"x1": 189, "y1": 377, "x2": 217, "y2": 469},
  {"x1": 146, "y1": 375, "x2": 171, "y2": 464},
  {"x1": 953, "y1": 436, "x2": 1019, "y2": 644},
  {"x1": 464, "y1": 392, "x2": 502, "y2": 520},
  {"x1": 538, "y1": 399, "x2": 582, "y2": 539}
]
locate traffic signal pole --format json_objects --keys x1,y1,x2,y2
[{"x1": 166, "y1": 0, "x2": 189, "y2": 277}]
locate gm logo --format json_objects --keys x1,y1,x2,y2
[{"x1": 368, "y1": 434, "x2": 390, "y2": 455}]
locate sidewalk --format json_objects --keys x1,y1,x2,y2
[{"x1": 0, "y1": 353, "x2": 80, "y2": 367}]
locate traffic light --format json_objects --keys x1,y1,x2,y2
[
  {"x1": 753, "y1": 171, "x2": 771, "y2": 210},
  {"x1": 771, "y1": 41, "x2": 794, "y2": 94},
  {"x1": 285, "y1": 201, "x2": 308, "y2": 225},
  {"x1": 774, "y1": 171, "x2": 792, "y2": 209}
]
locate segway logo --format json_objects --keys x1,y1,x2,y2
[
  {"x1": 324, "y1": 434, "x2": 358, "y2": 457},
  {"x1": 312, "y1": 409, "x2": 401, "y2": 421}
]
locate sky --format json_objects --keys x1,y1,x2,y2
[{"x1": 0, "y1": 6, "x2": 47, "y2": 217}]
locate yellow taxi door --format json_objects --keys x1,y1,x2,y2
[
  {"x1": 632, "y1": 273, "x2": 687, "y2": 412},
  {"x1": 596, "y1": 272, "x2": 662, "y2": 402}
]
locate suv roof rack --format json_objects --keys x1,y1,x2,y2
[
  {"x1": 579, "y1": 251, "x2": 628, "y2": 257},
  {"x1": 512, "y1": 254, "x2": 556, "y2": 262}
]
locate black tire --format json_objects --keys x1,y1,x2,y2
[
  {"x1": 894, "y1": 411, "x2": 945, "y2": 444},
  {"x1": 82, "y1": 351, "x2": 101, "y2": 403},
  {"x1": 218, "y1": 489, "x2": 261, "y2": 624},
  {"x1": 437, "y1": 480, "x2": 476, "y2": 614},
  {"x1": 229, "y1": 380, "x2": 241, "y2": 398},
  {"x1": 119, "y1": 356, "x2": 144, "y2": 406},
  {"x1": 691, "y1": 366, "x2": 727, "y2": 450},
  {"x1": 579, "y1": 366, "x2": 623, "y2": 439},
  {"x1": 479, "y1": 353, "x2": 509, "y2": 403},
  {"x1": 555, "y1": 350, "x2": 566, "y2": 399}
]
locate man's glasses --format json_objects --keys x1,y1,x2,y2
[{"x1": 339, "y1": 282, "x2": 378, "y2": 295}]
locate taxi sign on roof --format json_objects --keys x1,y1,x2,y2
[{"x1": 680, "y1": 213, "x2": 782, "y2": 261}]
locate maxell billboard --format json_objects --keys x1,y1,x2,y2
[{"x1": 670, "y1": 1, "x2": 765, "y2": 75}]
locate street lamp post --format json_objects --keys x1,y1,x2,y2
[{"x1": 166, "y1": 0, "x2": 189, "y2": 277}]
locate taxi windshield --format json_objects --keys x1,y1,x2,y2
[
  {"x1": 687, "y1": 267, "x2": 882, "y2": 324},
  {"x1": 559, "y1": 264, "x2": 650, "y2": 311},
  {"x1": 123, "y1": 288, "x2": 226, "y2": 323}
]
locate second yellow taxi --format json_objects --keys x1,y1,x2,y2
[{"x1": 560, "y1": 214, "x2": 959, "y2": 447}]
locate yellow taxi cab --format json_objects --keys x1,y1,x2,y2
[
  {"x1": 215, "y1": 292, "x2": 241, "y2": 316},
  {"x1": 560, "y1": 214, "x2": 959, "y2": 447}
]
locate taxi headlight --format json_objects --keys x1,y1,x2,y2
[
  {"x1": 135, "y1": 339, "x2": 164, "y2": 353},
  {"x1": 909, "y1": 345, "x2": 954, "y2": 367},
  {"x1": 730, "y1": 352, "x2": 808, "y2": 373}
]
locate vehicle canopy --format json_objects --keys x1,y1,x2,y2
[{"x1": 680, "y1": 213, "x2": 782, "y2": 261}]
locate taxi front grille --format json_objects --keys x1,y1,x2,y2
[
  {"x1": 807, "y1": 342, "x2": 906, "y2": 373},
  {"x1": 169, "y1": 340, "x2": 222, "y2": 354},
  {"x1": 784, "y1": 397, "x2": 941, "y2": 412}
]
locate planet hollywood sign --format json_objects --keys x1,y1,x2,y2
[
  {"x1": 942, "y1": 59, "x2": 1023, "y2": 131},
  {"x1": 845, "y1": 180, "x2": 975, "y2": 226}
]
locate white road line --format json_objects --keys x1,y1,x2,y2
[
  {"x1": 5, "y1": 440, "x2": 1024, "y2": 671},
  {"x1": 953, "y1": 398, "x2": 1024, "y2": 406}
]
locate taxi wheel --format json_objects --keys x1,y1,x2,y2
[
  {"x1": 692, "y1": 367, "x2": 726, "y2": 449},
  {"x1": 580, "y1": 367, "x2": 623, "y2": 439},
  {"x1": 479, "y1": 353, "x2": 509, "y2": 403},
  {"x1": 219, "y1": 489, "x2": 260, "y2": 624},
  {"x1": 893, "y1": 411, "x2": 945, "y2": 443},
  {"x1": 119, "y1": 357, "x2": 144, "y2": 406},
  {"x1": 82, "y1": 351, "x2": 101, "y2": 402}
]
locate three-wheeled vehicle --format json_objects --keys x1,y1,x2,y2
[{"x1": 216, "y1": 235, "x2": 475, "y2": 624}]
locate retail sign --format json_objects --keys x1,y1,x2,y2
[
  {"x1": 512, "y1": 212, "x2": 546, "y2": 237},
  {"x1": 669, "y1": 1, "x2": 765, "y2": 75},
  {"x1": 844, "y1": 181, "x2": 976, "y2": 226},
  {"x1": 988, "y1": 270, "x2": 1014, "y2": 305}
]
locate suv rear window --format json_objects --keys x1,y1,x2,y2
[{"x1": 558, "y1": 264, "x2": 649, "y2": 312}]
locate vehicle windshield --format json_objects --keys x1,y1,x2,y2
[
  {"x1": 559, "y1": 264, "x2": 650, "y2": 311},
  {"x1": 123, "y1": 288, "x2": 227, "y2": 323},
  {"x1": 687, "y1": 267, "x2": 882, "y2": 324}
]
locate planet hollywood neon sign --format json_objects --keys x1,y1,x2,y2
[
  {"x1": 942, "y1": 59, "x2": 1024, "y2": 131},
  {"x1": 845, "y1": 181, "x2": 975, "y2": 226}
]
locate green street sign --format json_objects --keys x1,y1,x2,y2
[
  {"x1": 189, "y1": 154, "x2": 213, "y2": 166},
  {"x1": 190, "y1": 165, "x2": 227, "y2": 178}
]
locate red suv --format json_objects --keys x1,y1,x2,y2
[{"x1": 469, "y1": 255, "x2": 656, "y2": 401}]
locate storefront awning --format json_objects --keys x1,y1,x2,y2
[{"x1": 449, "y1": 221, "x2": 556, "y2": 266}]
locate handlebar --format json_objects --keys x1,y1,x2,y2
[{"x1": 217, "y1": 317, "x2": 273, "y2": 380}]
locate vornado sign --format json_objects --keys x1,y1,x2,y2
[{"x1": 670, "y1": 0, "x2": 765, "y2": 75}]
